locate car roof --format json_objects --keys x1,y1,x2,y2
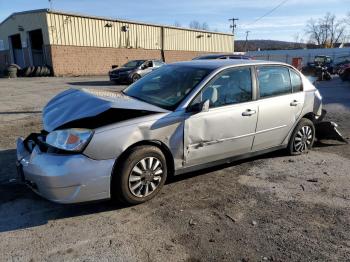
[{"x1": 170, "y1": 59, "x2": 290, "y2": 70}]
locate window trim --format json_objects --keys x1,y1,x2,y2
[
  {"x1": 288, "y1": 68, "x2": 304, "y2": 93},
  {"x1": 254, "y1": 65, "x2": 297, "y2": 100},
  {"x1": 188, "y1": 65, "x2": 257, "y2": 110}
]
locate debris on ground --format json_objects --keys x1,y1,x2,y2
[{"x1": 307, "y1": 178, "x2": 319, "y2": 183}]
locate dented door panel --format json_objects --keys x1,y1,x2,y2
[{"x1": 184, "y1": 102, "x2": 258, "y2": 167}]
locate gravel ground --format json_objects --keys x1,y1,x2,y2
[{"x1": 0, "y1": 76, "x2": 349, "y2": 262}]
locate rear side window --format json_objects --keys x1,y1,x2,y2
[
  {"x1": 257, "y1": 66, "x2": 292, "y2": 98},
  {"x1": 290, "y1": 69, "x2": 303, "y2": 92}
]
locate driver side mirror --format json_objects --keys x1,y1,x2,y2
[
  {"x1": 186, "y1": 99, "x2": 210, "y2": 113},
  {"x1": 141, "y1": 64, "x2": 148, "y2": 70}
]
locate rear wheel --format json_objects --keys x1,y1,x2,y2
[
  {"x1": 288, "y1": 118, "x2": 315, "y2": 155},
  {"x1": 112, "y1": 145, "x2": 167, "y2": 204},
  {"x1": 132, "y1": 74, "x2": 141, "y2": 83}
]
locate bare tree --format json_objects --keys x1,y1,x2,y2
[
  {"x1": 346, "y1": 12, "x2": 350, "y2": 25},
  {"x1": 201, "y1": 22, "x2": 209, "y2": 30},
  {"x1": 189, "y1": 20, "x2": 210, "y2": 30},
  {"x1": 174, "y1": 21, "x2": 182, "y2": 27},
  {"x1": 306, "y1": 13, "x2": 346, "y2": 48}
]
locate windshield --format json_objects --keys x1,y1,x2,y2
[
  {"x1": 194, "y1": 55, "x2": 219, "y2": 60},
  {"x1": 123, "y1": 65, "x2": 213, "y2": 110},
  {"x1": 314, "y1": 56, "x2": 330, "y2": 63},
  {"x1": 123, "y1": 60, "x2": 146, "y2": 68}
]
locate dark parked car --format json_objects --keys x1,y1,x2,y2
[
  {"x1": 339, "y1": 65, "x2": 350, "y2": 81},
  {"x1": 302, "y1": 55, "x2": 334, "y2": 75},
  {"x1": 109, "y1": 59, "x2": 165, "y2": 84},
  {"x1": 193, "y1": 53, "x2": 253, "y2": 60}
]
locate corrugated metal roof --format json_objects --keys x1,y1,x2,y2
[{"x1": 0, "y1": 8, "x2": 233, "y2": 36}]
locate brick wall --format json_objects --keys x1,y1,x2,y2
[
  {"x1": 49, "y1": 45, "x2": 162, "y2": 76},
  {"x1": 49, "y1": 45, "x2": 216, "y2": 76},
  {"x1": 164, "y1": 50, "x2": 209, "y2": 63}
]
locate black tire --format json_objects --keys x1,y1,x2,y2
[
  {"x1": 288, "y1": 118, "x2": 315, "y2": 155},
  {"x1": 34, "y1": 66, "x2": 42, "y2": 77},
  {"x1": 28, "y1": 66, "x2": 35, "y2": 77},
  {"x1": 40, "y1": 66, "x2": 48, "y2": 76},
  {"x1": 7, "y1": 66, "x2": 17, "y2": 78},
  {"x1": 112, "y1": 145, "x2": 167, "y2": 205},
  {"x1": 46, "y1": 65, "x2": 53, "y2": 76},
  {"x1": 132, "y1": 74, "x2": 141, "y2": 83},
  {"x1": 9, "y1": 63, "x2": 21, "y2": 70},
  {"x1": 22, "y1": 67, "x2": 31, "y2": 77}
]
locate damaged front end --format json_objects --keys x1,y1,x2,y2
[
  {"x1": 315, "y1": 110, "x2": 348, "y2": 144},
  {"x1": 43, "y1": 88, "x2": 169, "y2": 132}
]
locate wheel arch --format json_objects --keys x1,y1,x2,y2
[
  {"x1": 111, "y1": 139, "x2": 175, "y2": 179},
  {"x1": 301, "y1": 112, "x2": 316, "y2": 123}
]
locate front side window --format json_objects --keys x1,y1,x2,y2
[
  {"x1": 123, "y1": 60, "x2": 145, "y2": 68},
  {"x1": 123, "y1": 65, "x2": 213, "y2": 110},
  {"x1": 193, "y1": 67, "x2": 252, "y2": 108},
  {"x1": 154, "y1": 61, "x2": 164, "y2": 67},
  {"x1": 257, "y1": 66, "x2": 292, "y2": 98},
  {"x1": 290, "y1": 69, "x2": 303, "y2": 92}
]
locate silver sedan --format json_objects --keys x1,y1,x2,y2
[{"x1": 17, "y1": 60, "x2": 325, "y2": 204}]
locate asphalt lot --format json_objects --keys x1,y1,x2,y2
[{"x1": 0, "y1": 76, "x2": 349, "y2": 261}]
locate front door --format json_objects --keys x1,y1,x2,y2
[
  {"x1": 184, "y1": 66, "x2": 258, "y2": 167},
  {"x1": 140, "y1": 61, "x2": 154, "y2": 77},
  {"x1": 252, "y1": 66, "x2": 305, "y2": 151}
]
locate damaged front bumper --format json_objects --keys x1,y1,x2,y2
[
  {"x1": 315, "y1": 110, "x2": 348, "y2": 144},
  {"x1": 16, "y1": 134, "x2": 115, "y2": 204}
]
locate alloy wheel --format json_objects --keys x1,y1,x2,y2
[
  {"x1": 293, "y1": 125, "x2": 313, "y2": 153},
  {"x1": 128, "y1": 157, "x2": 163, "y2": 197}
]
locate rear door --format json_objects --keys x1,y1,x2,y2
[{"x1": 252, "y1": 66, "x2": 305, "y2": 151}]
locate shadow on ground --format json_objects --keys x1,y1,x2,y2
[
  {"x1": 0, "y1": 111, "x2": 41, "y2": 115},
  {"x1": 0, "y1": 142, "x2": 344, "y2": 233},
  {"x1": 68, "y1": 81, "x2": 115, "y2": 87}
]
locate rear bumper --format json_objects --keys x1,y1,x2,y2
[{"x1": 16, "y1": 137, "x2": 115, "y2": 204}]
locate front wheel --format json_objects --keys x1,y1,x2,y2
[
  {"x1": 112, "y1": 145, "x2": 167, "y2": 204},
  {"x1": 288, "y1": 118, "x2": 315, "y2": 155}
]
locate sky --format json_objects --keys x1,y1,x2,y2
[{"x1": 0, "y1": 0, "x2": 349, "y2": 41}]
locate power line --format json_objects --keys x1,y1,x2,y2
[{"x1": 249, "y1": 0, "x2": 289, "y2": 26}]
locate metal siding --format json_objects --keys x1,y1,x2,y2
[
  {"x1": 45, "y1": 13, "x2": 233, "y2": 51},
  {"x1": 0, "y1": 12, "x2": 49, "y2": 49},
  {"x1": 0, "y1": 11, "x2": 233, "y2": 52}
]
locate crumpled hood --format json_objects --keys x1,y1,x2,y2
[{"x1": 43, "y1": 88, "x2": 168, "y2": 132}]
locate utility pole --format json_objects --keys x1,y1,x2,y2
[
  {"x1": 244, "y1": 31, "x2": 250, "y2": 52},
  {"x1": 48, "y1": 0, "x2": 53, "y2": 10},
  {"x1": 228, "y1": 17, "x2": 238, "y2": 53}
]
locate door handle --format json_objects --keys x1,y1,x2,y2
[
  {"x1": 242, "y1": 109, "x2": 256, "y2": 116},
  {"x1": 290, "y1": 100, "x2": 301, "y2": 106}
]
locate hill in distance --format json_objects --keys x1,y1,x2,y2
[{"x1": 235, "y1": 40, "x2": 315, "y2": 52}]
